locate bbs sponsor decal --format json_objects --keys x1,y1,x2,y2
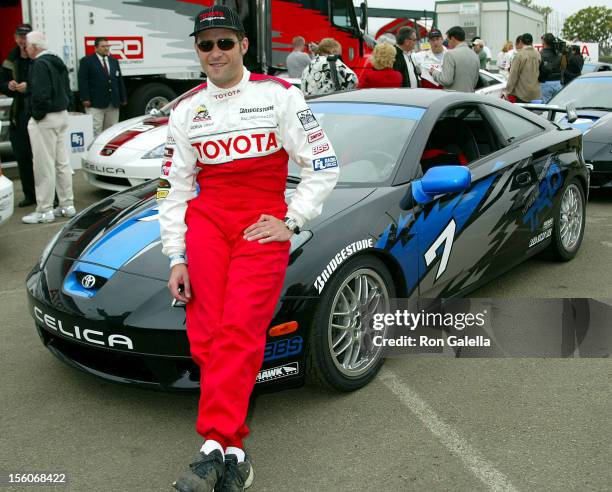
[
  {"x1": 85, "y1": 36, "x2": 143, "y2": 61},
  {"x1": 264, "y1": 336, "x2": 303, "y2": 362},
  {"x1": 256, "y1": 362, "x2": 299, "y2": 383},
  {"x1": 297, "y1": 109, "x2": 318, "y2": 131},
  {"x1": 307, "y1": 129, "x2": 324, "y2": 143},
  {"x1": 313, "y1": 156, "x2": 338, "y2": 171},
  {"x1": 312, "y1": 143, "x2": 329, "y2": 155}
]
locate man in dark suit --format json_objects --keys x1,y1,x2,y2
[
  {"x1": 393, "y1": 27, "x2": 420, "y2": 88},
  {"x1": 78, "y1": 37, "x2": 127, "y2": 136}
]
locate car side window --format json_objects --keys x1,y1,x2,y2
[
  {"x1": 486, "y1": 106, "x2": 544, "y2": 144},
  {"x1": 480, "y1": 73, "x2": 500, "y2": 88},
  {"x1": 420, "y1": 105, "x2": 499, "y2": 172}
]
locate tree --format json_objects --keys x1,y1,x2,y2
[{"x1": 563, "y1": 7, "x2": 612, "y2": 55}]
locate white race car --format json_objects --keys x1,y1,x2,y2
[
  {"x1": 0, "y1": 165, "x2": 14, "y2": 227},
  {"x1": 82, "y1": 74, "x2": 505, "y2": 191}
]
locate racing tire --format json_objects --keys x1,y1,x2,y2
[
  {"x1": 306, "y1": 256, "x2": 395, "y2": 392},
  {"x1": 126, "y1": 83, "x2": 176, "y2": 118},
  {"x1": 547, "y1": 179, "x2": 586, "y2": 261}
]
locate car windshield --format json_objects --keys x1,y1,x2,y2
[
  {"x1": 549, "y1": 77, "x2": 612, "y2": 110},
  {"x1": 289, "y1": 102, "x2": 424, "y2": 185}
]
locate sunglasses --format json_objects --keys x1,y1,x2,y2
[{"x1": 196, "y1": 38, "x2": 238, "y2": 52}]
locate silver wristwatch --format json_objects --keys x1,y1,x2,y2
[{"x1": 283, "y1": 217, "x2": 300, "y2": 234}]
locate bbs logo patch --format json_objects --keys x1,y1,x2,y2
[
  {"x1": 312, "y1": 143, "x2": 329, "y2": 155},
  {"x1": 297, "y1": 109, "x2": 318, "y2": 131}
]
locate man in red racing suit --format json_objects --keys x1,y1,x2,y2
[{"x1": 158, "y1": 6, "x2": 339, "y2": 492}]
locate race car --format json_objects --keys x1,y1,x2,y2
[
  {"x1": 0, "y1": 164, "x2": 14, "y2": 227},
  {"x1": 522, "y1": 72, "x2": 612, "y2": 189},
  {"x1": 28, "y1": 89, "x2": 587, "y2": 393},
  {"x1": 82, "y1": 73, "x2": 506, "y2": 191}
]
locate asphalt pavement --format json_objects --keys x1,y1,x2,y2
[{"x1": 1, "y1": 172, "x2": 611, "y2": 491}]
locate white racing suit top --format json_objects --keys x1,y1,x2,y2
[{"x1": 158, "y1": 68, "x2": 339, "y2": 260}]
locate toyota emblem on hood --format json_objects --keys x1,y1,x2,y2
[{"x1": 81, "y1": 274, "x2": 96, "y2": 289}]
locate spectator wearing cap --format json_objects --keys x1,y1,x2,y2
[
  {"x1": 359, "y1": 43, "x2": 402, "y2": 88},
  {"x1": 0, "y1": 23, "x2": 35, "y2": 207},
  {"x1": 393, "y1": 27, "x2": 420, "y2": 88},
  {"x1": 78, "y1": 37, "x2": 127, "y2": 137},
  {"x1": 285, "y1": 36, "x2": 311, "y2": 78},
  {"x1": 22, "y1": 31, "x2": 75, "y2": 224},
  {"x1": 430, "y1": 26, "x2": 479, "y2": 92},
  {"x1": 505, "y1": 33, "x2": 541, "y2": 103},
  {"x1": 414, "y1": 28, "x2": 446, "y2": 89}
]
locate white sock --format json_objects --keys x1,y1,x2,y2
[
  {"x1": 225, "y1": 446, "x2": 245, "y2": 463},
  {"x1": 201, "y1": 439, "x2": 224, "y2": 458}
]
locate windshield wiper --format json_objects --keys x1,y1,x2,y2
[{"x1": 575, "y1": 106, "x2": 612, "y2": 111}]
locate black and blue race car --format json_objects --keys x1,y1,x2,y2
[
  {"x1": 27, "y1": 89, "x2": 588, "y2": 393},
  {"x1": 538, "y1": 71, "x2": 612, "y2": 189}
]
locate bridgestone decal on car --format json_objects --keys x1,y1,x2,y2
[
  {"x1": 314, "y1": 239, "x2": 374, "y2": 294},
  {"x1": 256, "y1": 362, "x2": 299, "y2": 383}
]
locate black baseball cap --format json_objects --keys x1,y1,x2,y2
[
  {"x1": 190, "y1": 5, "x2": 245, "y2": 37},
  {"x1": 428, "y1": 29, "x2": 442, "y2": 39},
  {"x1": 15, "y1": 23, "x2": 32, "y2": 35}
]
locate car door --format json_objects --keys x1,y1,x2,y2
[{"x1": 413, "y1": 103, "x2": 547, "y2": 297}]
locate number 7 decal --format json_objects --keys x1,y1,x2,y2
[{"x1": 424, "y1": 219, "x2": 456, "y2": 280}]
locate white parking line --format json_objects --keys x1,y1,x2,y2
[
  {"x1": 379, "y1": 369, "x2": 518, "y2": 492},
  {"x1": 1, "y1": 221, "x2": 66, "y2": 237}
]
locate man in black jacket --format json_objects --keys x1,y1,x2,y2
[
  {"x1": 22, "y1": 31, "x2": 75, "y2": 225},
  {"x1": 539, "y1": 33, "x2": 563, "y2": 103},
  {"x1": 0, "y1": 24, "x2": 35, "y2": 207},
  {"x1": 78, "y1": 37, "x2": 127, "y2": 136},
  {"x1": 393, "y1": 27, "x2": 420, "y2": 88}
]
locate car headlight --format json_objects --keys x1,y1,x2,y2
[
  {"x1": 289, "y1": 230, "x2": 312, "y2": 254},
  {"x1": 142, "y1": 144, "x2": 165, "y2": 159},
  {"x1": 39, "y1": 228, "x2": 64, "y2": 269}
]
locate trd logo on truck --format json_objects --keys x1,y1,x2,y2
[{"x1": 85, "y1": 37, "x2": 144, "y2": 60}]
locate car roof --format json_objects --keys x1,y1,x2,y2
[
  {"x1": 309, "y1": 88, "x2": 481, "y2": 107},
  {"x1": 579, "y1": 71, "x2": 612, "y2": 79}
]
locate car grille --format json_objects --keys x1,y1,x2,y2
[{"x1": 95, "y1": 175, "x2": 132, "y2": 187}]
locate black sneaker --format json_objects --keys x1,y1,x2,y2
[
  {"x1": 173, "y1": 449, "x2": 225, "y2": 492},
  {"x1": 218, "y1": 454, "x2": 254, "y2": 492}
]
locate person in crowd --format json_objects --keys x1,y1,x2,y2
[
  {"x1": 286, "y1": 36, "x2": 311, "y2": 78},
  {"x1": 496, "y1": 41, "x2": 514, "y2": 78},
  {"x1": 429, "y1": 26, "x2": 479, "y2": 92},
  {"x1": 415, "y1": 28, "x2": 446, "y2": 89},
  {"x1": 539, "y1": 33, "x2": 563, "y2": 103},
  {"x1": 505, "y1": 33, "x2": 541, "y2": 103},
  {"x1": 22, "y1": 31, "x2": 75, "y2": 224},
  {"x1": 301, "y1": 38, "x2": 357, "y2": 96},
  {"x1": 360, "y1": 43, "x2": 402, "y2": 88},
  {"x1": 78, "y1": 37, "x2": 127, "y2": 137},
  {"x1": 0, "y1": 24, "x2": 35, "y2": 207},
  {"x1": 562, "y1": 45, "x2": 584, "y2": 85},
  {"x1": 393, "y1": 27, "x2": 420, "y2": 88},
  {"x1": 473, "y1": 39, "x2": 487, "y2": 69},
  {"x1": 157, "y1": 6, "x2": 339, "y2": 491}
]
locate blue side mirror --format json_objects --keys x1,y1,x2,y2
[{"x1": 412, "y1": 166, "x2": 471, "y2": 205}]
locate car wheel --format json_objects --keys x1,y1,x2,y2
[
  {"x1": 548, "y1": 179, "x2": 586, "y2": 261},
  {"x1": 306, "y1": 256, "x2": 395, "y2": 392},
  {"x1": 126, "y1": 83, "x2": 176, "y2": 118}
]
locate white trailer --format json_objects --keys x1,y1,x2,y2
[
  {"x1": 22, "y1": 0, "x2": 208, "y2": 117},
  {"x1": 435, "y1": 0, "x2": 545, "y2": 66}
]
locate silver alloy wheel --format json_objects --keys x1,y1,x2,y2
[
  {"x1": 328, "y1": 268, "x2": 390, "y2": 378},
  {"x1": 145, "y1": 96, "x2": 170, "y2": 114},
  {"x1": 559, "y1": 184, "x2": 583, "y2": 252}
]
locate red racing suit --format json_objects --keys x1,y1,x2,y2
[{"x1": 158, "y1": 68, "x2": 338, "y2": 448}]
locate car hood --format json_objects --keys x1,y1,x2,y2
[
  {"x1": 47, "y1": 182, "x2": 376, "y2": 285},
  {"x1": 90, "y1": 115, "x2": 169, "y2": 154}
]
